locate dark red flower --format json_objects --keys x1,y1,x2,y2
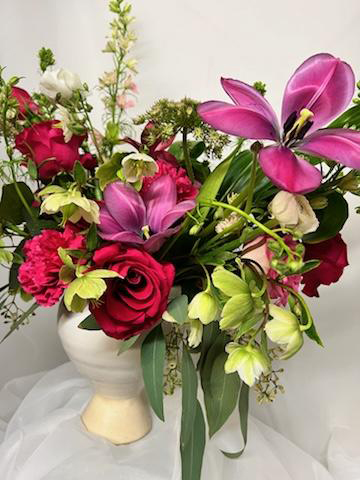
[
  {"x1": 15, "y1": 120, "x2": 87, "y2": 179},
  {"x1": 90, "y1": 244, "x2": 175, "y2": 339},
  {"x1": 11, "y1": 87, "x2": 39, "y2": 118},
  {"x1": 302, "y1": 234, "x2": 349, "y2": 297}
]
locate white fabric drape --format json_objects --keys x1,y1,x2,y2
[
  {"x1": 0, "y1": 363, "x2": 358, "y2": 480},
  {"x1": 0, "y1": 0, "x2": 359, "y2": 474}
]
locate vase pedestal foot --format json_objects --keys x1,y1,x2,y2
[{"x1": 81, "y1": 390, "x2": 152, "y2": 445}]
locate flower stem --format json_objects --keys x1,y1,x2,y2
[
  {"x1": 244, "y1": 150, "x2": 258, "y2": 214},
  {"x1": 182, "y1": 128, "x2": 195, "y2": 183}
]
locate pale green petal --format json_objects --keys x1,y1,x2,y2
[
  {"x1": 188, "y1": 319, "x2": 203, "y2": 348},
  {"x1": 38, "y1": 185, "x2": 66, "y2": 196},
  {"x1": 279, "y1": 331, "x2": 304, "y2": 360},
  {"x1": 220, "y1": 294, "x2": 254, "y2": 329},
  {"x1": 212, "y1": 267, "x2": 249, "y2": 297},
  {"x1": 224, "y1": 344, "x2": 269, "y2": 386},
  {"x1": 85, "y1": 269, "x2": 119, "y2": 279},
  {"x1": 188, "y1": 291, "x2": 218, "y2": 325},
  {"x1": 75, "y1": 277, "x2": 107, "y2": 299}
]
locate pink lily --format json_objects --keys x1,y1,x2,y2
[
  {"x1": 98, "y1": 176, "x2": 195, "y2": 253},
  {"x1": 198, "y1": 53, "x2": 360, "y2": 194}
]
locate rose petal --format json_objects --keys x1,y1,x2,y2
[{"x1": 258, "y1": 146, "x2": 322, "y2": 194}]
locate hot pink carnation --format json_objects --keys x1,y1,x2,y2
[
  {"x1": 142, "y1": 159, "x2": 199, "y2": 202},
  {"x1": 18, "y1": 228, "x2": 85, "y2": 307}
]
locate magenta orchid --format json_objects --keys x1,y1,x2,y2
[
  {"x1": 198, "y1": 53, "x2": 360, "y2": 194},
  {"x1": 98, "y1": 176, "x2": 196, "y2": 252}
]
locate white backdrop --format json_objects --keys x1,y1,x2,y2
[{"x1": 0, "y1": 0, "x2": 359, "y2": 466}]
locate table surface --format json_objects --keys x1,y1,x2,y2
[{"x1": 0, "y1": 363, "x2": 358, "y2": 480}]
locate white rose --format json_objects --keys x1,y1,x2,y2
[
  {"x1": 269, "y1": 191, "x2": 319, "y2": 235},
  {"x1": 40, "y1": 68, "x2": 83, "y2": 100}
]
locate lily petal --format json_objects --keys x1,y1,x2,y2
[
  {"x1": 258, "y1": 146, "x2": 322, "y2": 194},
  {"x1": 221, "y1": 78, "x2": 280, "y2": 134},
  {"x1": 161, "y1": 199, "x2": 196, "y2": 231},
  {"x1": 98, "y1": 230, "x2": 144, "y2": 244},
  {"x1": 144, "y1": 227, "x2": 179, "y2": 253},
  {"x1": 103, "y1": 182, "x2": 146, "y2": 233},
  {"x1": 299, "y1": 128, "x2": 360, "y2": 169},
  {"x1": 143, "y1": 176, "x2": 177, "y2": 233},
  {"x1": 282, "y1": 53, "x2": 355, "y2": 132},
  {"x1": 197, "y1": 101, "x2": 279, "y2": 141}
]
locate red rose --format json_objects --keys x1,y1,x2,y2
[
  {"x1": 302, "y1": 234, "x2": 349, "y2": 297},
  {"x1": 11, "y1": 87, "x2": 39, "y2": 118},
  {"x1": 90, "y1": 244, "x2": 175, "y2": 339},
  {"x1": 15, "y1": 120, "x2": 86, "y2": 180}
]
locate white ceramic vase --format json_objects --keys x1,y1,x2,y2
[{"x1": 57, "y1": 303, "x2": 152, "y2": 444}]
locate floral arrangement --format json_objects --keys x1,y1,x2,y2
[{"x1": 1, "y1": 1, "x2": 360, "y2": 478}]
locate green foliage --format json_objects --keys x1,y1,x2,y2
[
  {"x1": 78, "y1": 314, "x2": 101, "y2": 330},
  {"x1": 222, "y1": 382, "x2": 249, "y2": 458},
  {"x1": 141, "y1": 325, "x2": 166, "y2": 421},
  {"x1": 96, "y1": 152, "x2": 128, "y2": 190},
  {"x1": 38, "y1": 47, "x2": 56, "y2": 73},
  {"x1": 181, "y1": 347, "x2": 198, "y2": 445},
  {"x1": 0, "y1": 183, "x2": 34, "y2": 225},
  {"x1": 165, "y1": 295, "x2": 188, "y2": 325},
  {"x1": 304, "y1": 192, "x2": 348, "y2": 243},
  {"x1": 180, "y1": 400, "x2": 206, "y2": 480},
  {"x1": 73, "y1": 160, "x2": 87, "y2": 187}
]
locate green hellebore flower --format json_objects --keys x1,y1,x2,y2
[
  {"x1": 265, "y1": 304, "x2": 304, "y2": 360},
  {"x1": 212, "y1": 266, "x2": 257, "y2": 330},
  {"x1": 64, "y1": 269, "x2": 119, "y2": 313},
  {"x1": 188, "y1": 291, "x2": 218, "y2": 325},
  {"x1": 225, "y1": 342, "x2": 269, "y2": 387},
  {"x1": 0, "y1": 239, "x2": 13, "y2": 265},
  {"x1": 188, "y1": 319, "x2": 203, "y2": 348},
  {"x1": 122, "y1": 152, "x2": 158, "y2": 183}
]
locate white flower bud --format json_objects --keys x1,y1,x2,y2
[
  {"x1": 40, "y1": 68, "x2": 83, "y2": 100},
  {"x1": 269, "y1": 191, "x2": 319, "y2": 235}
]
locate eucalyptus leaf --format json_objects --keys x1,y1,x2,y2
[
  {"x1": 181, "y1": 347, "x2": 198, "y2": 446},
  {"x1": 27, "y1": 159, "x2": 38, "y2": 180},
  {"x1": 117, "y1": 335, "x2": 139, "y2": 355},
  {"x1": 180, "y1": 400, "x2": 206, "y2": 480},
  {"x1": 78, "y1": 314, "x2": 101, "y2": 330},
  {"x1": 204, "y1": 351, "x2": 240, "y2": 437},
  {"x1": 222, "y1": 382, "x2": 249, "y2": 459},
  {"x1": 141, "y1": 325, "x2": 166, "y2": 421},
  {"x1": 165, "y1": 295, "x2": 188, "y2": 325}
]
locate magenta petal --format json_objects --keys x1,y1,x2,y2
[
  {"x1": 221, "y1": 78, "x2": 280, "y2": 134},
  {"x1": 161, "y1": 200, "x2": 196, "y2": 231},
  {"x1": 99, "y1": 230, "x2": 144, "y2": 244},
  {"x1": 198, "y1": 101, "x2": 279, "y2": 141},
  {"x1": 299, "y1": 128, "x2": 360, "y2": 169},
  {"x1": 258, "y1": 146, "x2": 322, "y2": 194},
  {"x1": 143, "y1": 176, "x2": 177, "y2": 233},
  {"x1": 281, "y1": 53, "x2": 355, "y2": 132},
  {"x1": 99, "y1": 206, "x2": 122, "y2": 234},
  {"x1": 144, "y1": 228, "x2": 180, "y2": 253},
  {"x1": 103, "y1": 182, "x2": 146, "y2": 233}
]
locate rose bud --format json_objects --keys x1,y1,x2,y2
[{"x1": 269, "y1": 191, "x2": 319, "y2": 234}]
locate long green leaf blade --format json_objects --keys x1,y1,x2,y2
[
  {"x1": 181, "y1": 400, "x2": 206, "y2": 480},
  {"x1": 181, "y1": 346, "x2": 198, "y2": 446},
  {"x1": 141, "y1": 324, "x2": 166, "y2": 421},
  {"x1": 222, "y1": 382, "x2": 250, "y2": 459},
  {"x1": 204, "y1": 351, "x2": 240, "y2": 437}
]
